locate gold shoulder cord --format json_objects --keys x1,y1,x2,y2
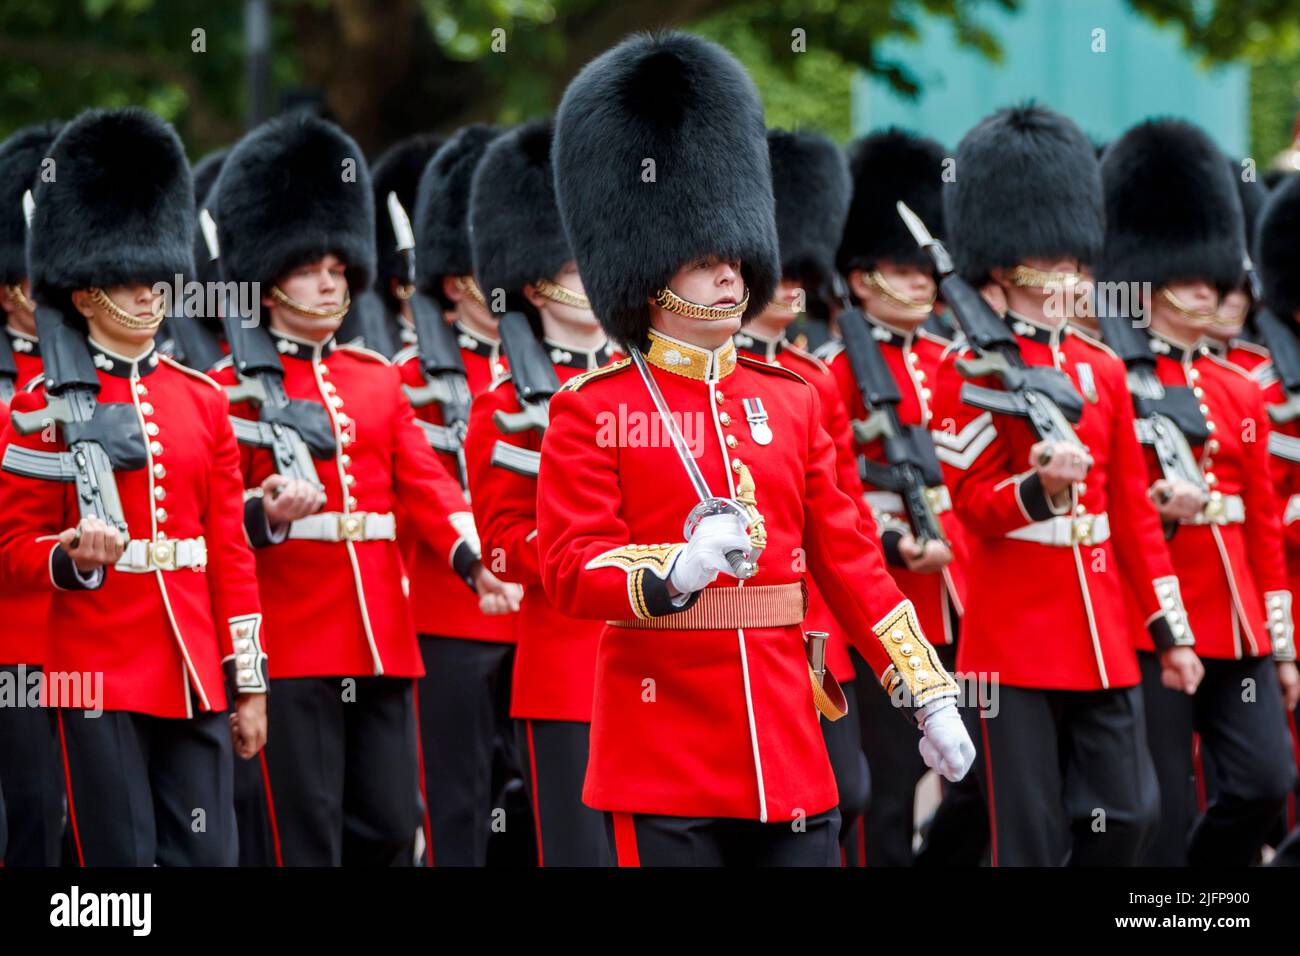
[{"x1": 733, "y1": 462, "x2": 767, "y2": 555}]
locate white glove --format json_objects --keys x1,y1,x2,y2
[
  {"x1": 917, "y1": 698, "x2": 975, "y2": 783},
  {"x1": 669, "y1": 513, "x2": 752, "y2": 595}
]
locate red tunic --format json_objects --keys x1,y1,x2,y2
[
  {"x1": 212, "y1": 331, "x2": 476, "y2": 680},
  {"x1": 394, "y1": 322, "x2": 515, "y2": 643},
  {"x1": 0, "y1": 344, "x2": 262, "y2": 717},
  {"x1": 931, "y1": 313, "x2": 1178, "y2": 690},
  {"x1": 821, "y1": 319, "x2": 970, "y2": 648},
  {"x1": 734, "y1": 328, "x2": 882, "y2": 682},
  {"x1": 464, "y1": 339, "x2": 618, "y2": 722},
  {"x1": 536, "y1": 329, "x2": 958, "y2": 821},
  {"x1": 0, "y1": 327, "x2": 49, "y2": 666},
  {"x1": 1138, "y1": 335, "x2": 1290, "y2": 659}
]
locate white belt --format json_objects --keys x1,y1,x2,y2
[
  {"x1": 115, "y1": 536, "x2": 207, "y2": 573},
  {"x1": 288, "y1": 511, "x2": 396, "y2": 543},
  {"x1": 1006, "y1": 512, "x2": 1110, "y2": 547},
  {"x1": 1180, "y1": 493, "x2": 1245, "y2": 527},
  {"x1": 865, "y1": 486, "x2": 952, "y2": 516}
]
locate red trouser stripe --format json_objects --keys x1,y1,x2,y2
[
  {"x1": 259, "y1": 750, "x2": 284, "y2": 867},
  {"x1": 980, "y1": 715, "x2": 998, "y2": 868},
  {"x1": 526, "y1": 720, "x2": 545, "y2": 867},
  {"x1": 56, "y1": 711, "x2": 84, "y2": 867},
  {"x1": 611, "y1": 812, "x2": 640, "y2": 867},
  {"x1": 411, "y1": 679, "x2": 435, "y2": 867}
]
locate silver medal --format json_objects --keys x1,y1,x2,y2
[{"x1": 743, "y1": 397, "x2": 773, "y2": 445}]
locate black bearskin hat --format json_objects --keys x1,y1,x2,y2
[
  {"x1": 0, "y1": 122, "x2": 60, "y2": 286},
  {"x1": 1257, "y1": 172, "x2": 1300, "y2": 320},
  {"x1": 213, "y1": 113, "x2": 375, "y2": 291},
  {"x1": 766, "y1": 128, "x2": 850, "y2": 293},
  {"x1": 28, "y1": 108, "x2": 193, "y2": 307},
  {"x1": 1096, "y1": 118, "x2": 1243, "y2": 292},
  {"x1": 553, "y1": 31, "x2": 779, "y2": 347},
  {"x1": 837, "y1": 128, "x2": 946, "y2": 275},
  {"x1": 412, "y1": 124, "x2": 499, "y2": 294},
  {"x1": 190, "y1": 148, "x2": 227, "y2": 285},
  {"x1": 945, "y1": 104, "x2": 1102, "y2": 285}
]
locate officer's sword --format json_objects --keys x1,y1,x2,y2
[{"x1": 628, "y1": 347, "x2": 759, "y2": 578}]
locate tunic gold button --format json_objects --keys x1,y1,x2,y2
[
  {"x1": 140, "y1": 402, "x2": 154, "y2": 415},
  {"x1": 150, "y1": 441, "x2": 163, "y2": 456},
  {"x1": 155, "y1": 507, "x2": 168, "y2": 523},
  {"x1": 145, "y1": 422, "x2": 160, "y2": 436},
  {"x1": 341, "y1": 455, "x2": 352, "y2": 467},
  {"x1": 719, "y1": 412, "x2": 732, "y2": 426},
  {"x1": 725, "y1": 435, "x2": 738, "y2": 449},
  {"x1": 153, "y1": 464, "x2": 166, "y2": 478},
  {"x1": 731, "y1": 459, "x2": 742, "y2": 473},
  {"x1": 715, "y1": 391, "x2": 725, "y2": 404},
  {"x1": 153, "y1": 486, "x2": 166, "y2": 500},
  {"x1": 344, "y1": 474, "x2": 356, "y2": 486}
]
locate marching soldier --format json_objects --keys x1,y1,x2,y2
[
  {"x1": 0, "y1": 107, "x2": 266, "y2": 866},
  {"x1": 541, "y1": 31, "x2": 973, "y2": 866},
  {"x1": 0, "y1": 121, "x2": 63, "y2": 866},
  {"x1": 1207, "y1": 165, "x2": 1271, "y2": 379},
  {"x1": 401, "y1": 124, "x2": 530, "y2": 866},
  {"x1": 462, "y1": 119, "x2": 617, "y2": 865},
  {"x1": 1247, "y1": 170, "x2": 1300, "y2": 864},
  {"x1": 210, "y1": 113, "x2": 492, "y2": 865},
  {"x1": 932, "y1": 105, "x2": 1196, "y2": 865},
  {"x1": 734, "y1": 128, "x2": 871, "y2": 859},
  {"x1": 1097, "y1": 119, "x2": 1298, "y2": 866},
  {"x1": 821, "y1": 128, "x2": 978, "y2": 866}
]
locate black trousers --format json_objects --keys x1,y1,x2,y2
[
  {"x1": 820, "y1": 679, "x2": 870, "y2": 862},
  {"x1": 515, "y1": 718, "x2": 610, "y2": 866},
  {"x1": 1188, "y1": 657, "x2": 1297, "y2": 866},
  {"x1": 57, "y1": 706, "x2": 236, "y2": 866},
  {"x1": 852, "y1": 644, "x2": 981, "y2": 865},
  {"x1": 416, "y1": 635, "x2": 521, "y2": 866},
  {"x1": 0, "y1": 667, "x2": 62, "y2": 865},
  {"x1": 978, "y1": 683, "x2": 1159, "y2": 866},
  {"x1": 605, "y1": 808, "x2": 842, "y2": 866},
  {"x1": 231, "y1": 749, "x2": 277, "y2": 866},
  {"x1": 262, "y1": 675, "x2": 420, "y2": 866}
]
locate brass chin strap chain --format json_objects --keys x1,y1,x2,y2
[
  {"x1": 270, "y1": 286, "x2": 352, "y2": 320},
  {"x1": 654, "y1": 286, "x2": 750, "y2": 321},
  {"x1": 534, "y1": 277, "x2": 591, "y2": 310},
  {"x1": 1159, "y1": 287, "x2": 1223, "y2": 324},
  {"x1": 393, "y1": 283, "x2": 415, "y2": 302},
  {"x1": 455, "y1": 275, "x2": 487, "y2": 306},
  {"x1": 865, "y1": 270, "x2": 935, "y2": 312},
  {"x1": 87, "y1": 287, "x2": 166, "y2": 331},
  {"x1": 6, "y1": 283, "x2": 36, "y2": 315},
  {"x1": 1009, "y1": 265, "x2": 1083, "y2": 289}
]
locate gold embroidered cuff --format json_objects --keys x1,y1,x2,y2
[
  {"x1": 873, "y1": 600, "x2": 958, "y2": 709},
  {"x1": 586, "y1": 542, "x2": 684, "y2": 577},
  {"x1": 1266, "y1": 590, "x2": 1295, "y2": 662}
]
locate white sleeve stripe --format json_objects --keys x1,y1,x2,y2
[
  {"x1": 934, "y1": 423, "x2": 996, "y2": 470},
  {"x1": 931, "y1": 411, "x2": 993, "y2": 451}
]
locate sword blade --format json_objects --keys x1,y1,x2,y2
[{"x1": 629, "y1": 347, "x2": 713, "y2": 503}]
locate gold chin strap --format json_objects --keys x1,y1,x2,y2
[
  {"x1": 87, "y1": 287, "x2": 166, "y2": 331},
  {"x1": 864, "y1": 270, "x2": 935, "y2": 312},
  {"x1": 393, "y1": 283, "x2": 415, "y2": 302},
  {"x1": 534, "y1": 277, "x2": 591, "y2": 310},
  {"x1": 1159, "y1": 287, "x2": 1222, "y2": 324},
  {"x1": 654, "y1": 286, "x2": 750, "y2": 321},
  {"x1": 1009, "y1": 265, "x2": 1083, "y2": 289},
  {"x1": 270, "y1": 286, "x2": 352, "y2": 320},
  {"x1": 455, "y1": 275, "x2": 487, "y2": 307},
  {"x1": 6, "y1": 283, "x2": 36, "y2": 315}
]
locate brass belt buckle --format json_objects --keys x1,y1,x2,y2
[
  {"x1": 338, "y1": 513, "x2": 366, "y2": 541},
  {"x1": 1071, "y1": 514, "x2": 1095, "y2": 546},
  {"x1": 1202, "y1": 491, "x2": 1225, "y2": 525},
  {"x1": 150, "y1": 539, "x2": 177, "y2": 571}
]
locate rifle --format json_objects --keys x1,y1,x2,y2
[
  {"x1": 489, "y1": 310, "x2": 560, "y2": 478},
  {"x1": 0, "y1": 332, "x2": 15, "y2": 403},
  {"x1": 199, "y1": 210, "x2": 334, "y2": 485},
  {"x1": 386, "y1": 192, "x2": 474, "y2": 487},
  {"x1": 1094, "y1": 289, "x2": 1209, "y2": 491},
  {"x1": 1243, "y1": 256, "x2": 1300, "y2": 463},
  {"x1": 1, "y1": 305, "x2": 146, "y2": 536},
  {"x1": 896, "y1": 201, "x2": 1086, "y2": 449},
  {"x1": 336, "y1": 286, "x2": 399, "y2": 359},
  {"x1": 832, "y1": 274, "x2": 946, "y2": 545},
  {"x1": 160, "y1": 300, "x2": 224, "y2": 373}
]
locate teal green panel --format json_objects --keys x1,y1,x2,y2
[{"x1": 853, "y1": 0, "x2": 1249, "y2": 156}]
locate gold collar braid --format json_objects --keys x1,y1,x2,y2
[
  {"x1": 1009, "y1": 265, "x2": 1083, "y2": 290},
  {"x1": 88, "y1": 287, "x2": 166, "y2": 331},
  {"x1": 863, "y1": 270, "x2": 935, "y2": 312},
  {"x1": 534, "y1": 277, "x2": 590, "y2": 310},
  {"x1": 654, "y1": 286, "x2": 749, "y2": 321},
  {"x1": 1159, "y1": 287, "x2": 1222, "y2": 324},
  {"x1": 6, "y1": 283, "x2": 36, "y2": 316},
  {"x1": 270, "y1": 286, "x2": 352, "y2": 320}
]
